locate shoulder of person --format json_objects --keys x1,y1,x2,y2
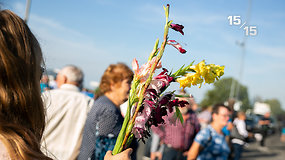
[
  {"x1": 196, "y1": 126, "x2": 212, "y2": 140},
  {"x1": 91, "y1": 97, "x2": 118, "y2": 115}
]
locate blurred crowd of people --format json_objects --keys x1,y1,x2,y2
[
  {"x1": 0, "y1": 9, "x2": 283, "y2": 160},
  {"x1": 40, "y1": 66, "x2": 279, "y2": 160}
]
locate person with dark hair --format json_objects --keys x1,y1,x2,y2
[
  {"x1": 187, "y1": 104, "x2": 230, "y2": 160},
  {"x1": 258, "y1": 112, "x2": 271, "y2": 149},
  {"x1": 78, "y1": 63, "x2": 134, "y2": 160}
]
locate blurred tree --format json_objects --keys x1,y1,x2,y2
[
  {"x1": 264, "y1": 99, "x2": 284, "y2": 116},
  {"x1": 200, "y1": 77, "x2": 251, "y2": 111}
]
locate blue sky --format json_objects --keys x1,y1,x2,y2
[{"x1": 2, "y1": 0, "x2": 285, "y2": 109}]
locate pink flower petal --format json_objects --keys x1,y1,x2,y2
[
  {"x1": 167, "y1": 40, "x2": 187, "y2": 54},
  {"x1": 132, "y1": 58, "x2": 139, "y2": 72}
]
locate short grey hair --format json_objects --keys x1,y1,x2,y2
[{"x1": 59, "y1": 65, "x2": 84, "y2": 85}]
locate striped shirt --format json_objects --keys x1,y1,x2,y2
[{"x1": 153, "y1": 109, "x2": 200, "y2": 151}]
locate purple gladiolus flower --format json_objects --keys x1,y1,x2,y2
[
  {"x1": 167, "y1": 40, "x2": 187, "y2": 54},
  {"x1": 148, "y1": 69, "x2": 174, "y2": 94},
  {"x1": 133, "y1": 104, "x2": 152, "y2": 138},
  {"x1": 159, "y1": 93, "x2": 173, "y2": 106},
  {"x1": 168, "y1": 99, "x2": 188, "y2": 112},
  {"x1": 133, "y1": 70, "x2": 183, "y2": 139},
  {"x1": 152, "y1": 106, "x2": 167, "y2": 125},
  {"x1": 144, "y1": 89, "x2": 158, "y2": 101},
  {"x1": 170, "y1": 23, "x2": 184, "y2": 35}
]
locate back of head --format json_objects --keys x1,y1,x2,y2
[
  {"x1": 58, "y1": 65, "x2": 84, "y2": 87},
  {"x1": 99, "y1": 63, "x2": 133, "y2": 95},
  {"x1": 0, "y1": 10, "x2": 51, "y2": 159}
]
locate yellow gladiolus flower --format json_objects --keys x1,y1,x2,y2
[{"x1": 177, "y1": 60, "x2": 225, "y2": 89}]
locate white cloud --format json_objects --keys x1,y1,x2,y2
[{"x1": 30, "y1": 14, "x2": 88, "y2": 39}]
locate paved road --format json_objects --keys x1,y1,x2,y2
[
  {"x1": 136, "y1": 133, "x2": 285, "y2": 160},
  {"x1": 241, "y1": 133, "x2": 285, "y2": 160}
]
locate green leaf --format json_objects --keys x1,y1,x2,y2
[
  {"x1": 148, "y1": 39, "x2": 160, "y2": 61},
  {"x1": 175, "y1": 106, "x2": 184, "y2": 124},
  {"x1": 170, "y1": 60, "x2": 195, "y2": 78},
  {"x1": 171, "y1": 64, "x2": 185, "y2": 78},
  {"x1": 175, "y1": 94, "x2": 190, "y2": 98}
]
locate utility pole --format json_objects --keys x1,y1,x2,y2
[
  {"x1": 235, "y1": 41, "x2": 246, "y2": 100},
  {"x1": 24, "y1": 0, "x2": 32, "y2": 23},
  {"x1": 229, "y1": 0, "x2": 252, "y2": 101}
]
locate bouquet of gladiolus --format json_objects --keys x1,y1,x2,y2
[{"x1": 112, "y1": 4, "x2": 225, "y2": 155}]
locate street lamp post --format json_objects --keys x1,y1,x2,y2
[
  {"x1": 229, "y1": 0, "x2": 252, "y2": 103},
  {"x1": 24, "y1": 0, "x2": 31, "y2": 23}
]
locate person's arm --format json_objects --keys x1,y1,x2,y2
[
  {"x1": 150, "y1": 132, "x2": 162, "y2": 160},
  {"x1": 259, "y1": 117, "x2": 271, "y2": 125},
  {"x1": 259, "y1": 119, "x2": 270, "y2": 125},
  {"x1": 104, "y1": 148, "x2": 133, "y2": 160},
  {"x1": 150, "y1": 132, "x2": 160, "y2": 153},
  {"x1": 227, "y1": 121, "x2": 233, "y2": 130},
  {"x1": 187, "y1": 127, "x2": 211, "y2": 160},
  {"x1": 187, "y1": 141, "x2": 202, "y2": 160}
]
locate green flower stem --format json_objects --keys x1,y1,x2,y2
[
  {"x1": 112, "y1": 79, "x2": 139, "y2": 154},
  {"x1": 113, "y1": 4, "x2": 170, "y2": 155},
  {"x1": 117, "y1": 4, "x2": 171, "y2": 153}
]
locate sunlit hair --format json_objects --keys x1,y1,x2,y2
[
  {"x1": 0, "y1": 10, "x2": 51, "y2": 159},
  {"x1": 99, "y1": 63, "x2": 133, "y2": 94},
  {"x1": 59, "y1": 65, "x2": 84, "y2": 85}
]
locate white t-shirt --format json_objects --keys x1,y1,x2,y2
[{"x1": 231, "y1": 118, "x2": 248, "y2": 145}]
